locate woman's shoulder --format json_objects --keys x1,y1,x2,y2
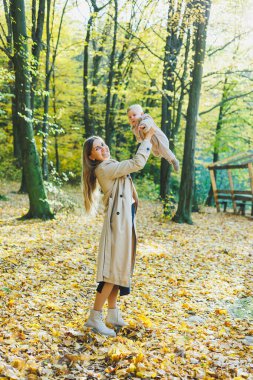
[{"x1": 95, "y1": 159, "x2": 118, "y2": 174}]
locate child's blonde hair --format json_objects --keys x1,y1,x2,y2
[{"x1": 127, "y1": 104, "x2": 143, "y2": 113}]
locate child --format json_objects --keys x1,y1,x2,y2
[{"x1": 127, "y1": 104, "x2": 179, "y2": 172}]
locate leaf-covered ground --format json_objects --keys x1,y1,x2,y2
[{"x1": 1, "y1": 183, "x2": 253, "y2": 380}]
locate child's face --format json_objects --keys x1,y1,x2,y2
[{"x1": 127, "y1": 109, "x2": 143, "y2": 127}]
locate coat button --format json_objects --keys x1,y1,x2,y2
[
  {"x1": 116, "y1": 212, "x2": 120, "y2": 215},
  {"x1": 120, "y1": 194, "x2": 123, "y2": 197},
  {"x1": 147, "y1": 147, "x2": 150, "y2": 151}
]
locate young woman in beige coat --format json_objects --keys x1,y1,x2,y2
[{"x1": 82, "y1": 130, "x2": 154, "y2": 336}]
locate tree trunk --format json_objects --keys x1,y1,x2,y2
[
  {"x1": 192, "y1": 167, "x2": 200, "y2": 212},
  {"x1": 160, "y1": 1, "x2": 185, "y2": 200},
  {"x1": 105, "y1": 0, "x2": 118, "y2": 148},
  {"x1": 31, "y1": 0, "x2": 46, "y2": 113},
  {"x1": 10, "y1": 0, "x2": 53, "y2": 219},
  {"x1": 52, "y1": 67, "x2": 60, "y2": 173},
  {"x1": 173, "y1": 29, "x2": 191, "y2": 138},
  {"x1": 173, "y1": 0, "x2": 211, "y2": 224},
  {"x1": 206, "y1": 75, "x2": 228, "y2": 206},
  {"x1": 42, "y1": 0, "x2": 51, "y2": 180},
  {"x1": 3, "y1": 0, "x2": 25, "y2": 191},
  {"x1": 146, "y1": 79, "x2": 157, "y2": 108},
  {"x1": 18, "y1": 169, "x2": 27, "y2": 194},
  {"x1": 108, "y1": 29, "x2": 136, "y2": 142},
  {"x1": 83, "y1": 15, "x2": 95, "y2": 138},
  {"x1": 91, "y1": 17, "x2": 111, "y2": 105},
  {"x1": 41, "y1": 0, "x2": 68, "y2": 178}
]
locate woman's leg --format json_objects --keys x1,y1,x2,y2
[
  {"x1": 106, "y1": 285, "x2": 127, "y2": 327},
  {"x1": 108, "y1": 285, "x2": 119, "y2": 309},
  {"x1": 93, "y1": 282, "x2": 114, "y2": 311},
  {"x1": 86, "y1": 282, "x2": 116, "y2": 336}
]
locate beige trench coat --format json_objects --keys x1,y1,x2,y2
[{"x1": 95, "y1": 140, "x2": 152, "y2": 288}]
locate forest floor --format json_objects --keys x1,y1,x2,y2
[{"x1": 0, "y1": 182, "x2": 253, "y2": 380}]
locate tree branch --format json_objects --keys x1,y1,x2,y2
[
  {"x1": 203, "y1": 69, "x2": 253, "y2": 79},
  {"x1": 48, "y1": 0, "x2": 69, "y2": 77},
  {"x1": 136, "y1": 53, "x2": 170, "y2": 101},
  {"x1": 0, "y1": 44, "x2": 12, "y2": 59},
  {"x1": 199, "y1": 90, "x2": 253, "y2": 116},
  {"x1": 90, "y1": 0, "x2": 111, "y2": 12},
  {"x1": 110, "y1": 14, "x2": 163, "y2": 61},
  {"x1": 207, "y1": 30, "x2": 253, "y2": 57}
]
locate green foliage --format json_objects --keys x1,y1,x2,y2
[
  {"x1": 0, "y1": 194, "x2": 8, "y2": 201},
  {"x1": 44, "y1": 167, "x2": 77, "y2": 213},
  {"x1": 161, "y1": 193, "x2": 177, "y2": 219},
  {"x1": 134, "y1": 176, "x2": 159, "y2": 200},
  {"x1": 0, "y1": 0, "x2": 253, "y2": 209}
]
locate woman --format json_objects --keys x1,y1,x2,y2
[{"x1": 82, "y1": 130, "x2": 154, "y2": 336}]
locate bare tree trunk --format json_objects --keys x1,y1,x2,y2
[
  {"x1": 206, "y1": 75, "x2": 228, "y2": 205},
  {"x1": 83, "y1": 15, "x2": 94, "y2": 137},
  {"x1": 42, "y1": 0, "x2": 51, "y2": 180},
  {"x1": 160, "y1": 0, "x2": 185, "y2": 200},
  {"x1": 52, "y1": 68, "x2": 60, "y2": 173},
  {"x1": 91, "y1": 17, "x2": 111, "y2": 105},
  {"x1": 31, "y1": 0, "x2": 46, "y2": 113},
  {"x1": 146, "y1": 79, "x2": 157, "y2": 108},
  {"x1": 173, "y1": 0, "x2": 211, "y2": 224},
  {"x1": 105, "y1": 0, "x2": 118, "y2": 148},
  {"x1": 41, "y1": 0, "x2": 68, "y2": 179},
  {"x1": 173, "y1": 29, "x2": 191, "y2": 138}
]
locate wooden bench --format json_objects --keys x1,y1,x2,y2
[
  {"x1": 208, "y1": 157, "x2": 253, "y2": 217},
  {"x1": 216, "y1": 191, "x2": 253, "y2": 215}
]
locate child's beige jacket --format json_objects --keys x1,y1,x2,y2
[{"x1": 131, "y1": 114, "x2": 176, "y2": 164}]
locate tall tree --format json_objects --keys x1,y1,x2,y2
[
  {"x1": 173, "y1": 0, "x2": 211, "y2": 224},
  {"x1": 1, "y1": 0, "x2": 46, "y2": 193},
  {"x1": 91, "y1": 16, "x2": 111, "y2": 105},
  {"x1": 160, "y1": 0, "x2": 191, "y2": 200},
  {"x1": 83, "y1": 0, "x2": 110, "y2": 138},
  {"x1": 10, "y1": 0, "x2": 53, "y2": 219},
  {"x1": 1, "y1": 0, "x2": 24, "y2": 190},
  {"x1": 105, "y1": 0, "x2": 118, "y2": 148},
  {"x1": 31, "y1": 0, "x2": 46, "y2": 113},
  {"x1": 42, "y1": 0, "x2": 68, "y2": 179},
  {"x1": 205, "y1": 75, "x2": 228, "y2": 205}
]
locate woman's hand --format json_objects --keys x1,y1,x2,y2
[{"x1": 144, "y1": 127, "x2": 155, "y2": 141}]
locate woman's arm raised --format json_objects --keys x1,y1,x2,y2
[{"x1": 96, "y1": 139, "x2": 152, "y2": 180}]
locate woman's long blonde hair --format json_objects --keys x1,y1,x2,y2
[{"x1": 82, "y1": 136, "x2": 101, "y2": 213}]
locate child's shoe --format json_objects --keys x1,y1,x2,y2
[{"x1": 172, "y1": 158, "x2": 180, "y2": 172}]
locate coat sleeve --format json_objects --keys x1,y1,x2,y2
[{"x1": 97, "y1": 140, "x2": 152, "y2": 180}]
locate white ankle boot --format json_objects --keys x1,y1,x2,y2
[
  {"x1": 106, "y1": 308, "x2": 127, "y2": 327},
  {"x1": 85, "y1": 309, "x2": 116, "y2": 337}
]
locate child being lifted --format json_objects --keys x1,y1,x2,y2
[{"x1": 127, "y1": 104, "x2": 179, "y2": 172}]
